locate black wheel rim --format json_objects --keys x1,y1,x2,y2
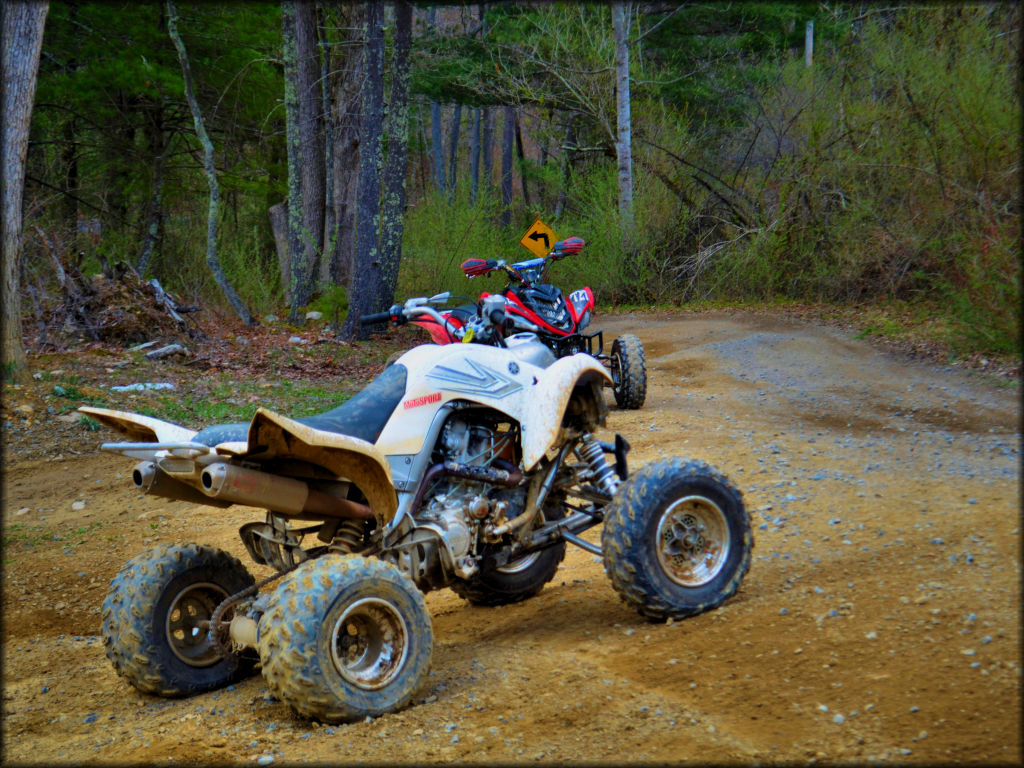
[{"x1": 165, "y1": 581, "x2": 230, "y2": 667}]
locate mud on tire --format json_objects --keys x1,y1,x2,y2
[
  {"x1": 601, "y1": 458, "x2": 752, "y2": 621},
  {"x1": 101, "y1": 543, "x2": 256, "y2": 696},
  {"x1": 258, "y1": 555, "x2": 433, "y2": 723},
  {"x1": 610, "y1": 334, "x2": 646, "y2": 409}
]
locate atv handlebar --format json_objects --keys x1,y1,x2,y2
[
  {"x1": 359, "y1": 310, "x2": 394, "y2": 326},
  {"x1": 461, "y1": 237, "x2": 585, "y2": 285}
]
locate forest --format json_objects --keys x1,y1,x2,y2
[{"x1": 3, "y1": 1, "x2": 1020, "y2": 376}]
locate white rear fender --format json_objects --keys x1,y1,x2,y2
[
  {"x1": 244, "y1": 408, "x2": 398, "y2": 522},
  {"x1": 78, "y1": 406, "x2": 196, "y2": 443}
]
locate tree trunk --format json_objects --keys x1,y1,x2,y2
[
  {"x1": 426, "y1": 8, "x2": 445, "y2": 196},
  {"x1": 324, "y1": 2, "x2": 363, "y2": 290},
  {"x1": 470, "y1": 107, "x2": 481, "y2": 204},
  {"x1": 554, "y1": 112, "x2": 577, "y2": 219},
  {"x1": 482, "y1": 107, "x2": 494, "y2": 187},
  {"x1": 2, "y1": 0, "x2": 49, "y2": 379},
  {"x1": 612, "y1": 2, "x2": 634, "y2": 229},
  {"x1": 447, "y1": 103, "x2": 462, "y2": 200},
  {"x1": 283, "y1": 0, "x2": 324, "y2": 321},
  {"x1": 430, "y1": 102, "x2": 445, "y2": 195},
  {"x1": 514, "y1": 109, "x2": 530, "y2": 209},
  {"x1": 167, "y1": 0, "x2": 254, "y2": 326},
  {"x1": 500, "y1": 106, "x2": 515, "y2": 228},
  {"x1": 268, "y1": 202, "x2": 290, "y2": 298},
  {"x1": 137, "y1": 106, "x2": 166, "y2": 276},
  {"x1": 378, "y1": 0, "x2": 413, "y2": 310},
  {"x1": 320, "y1": 4, "x2": 334, "y2": 275},
  {"x1": 340, "y1": 2, "x2": 384, "y2": 340}
]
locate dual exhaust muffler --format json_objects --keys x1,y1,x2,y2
[{"x1": 133, "y1": 461, "x2": 372, "y2": 520}]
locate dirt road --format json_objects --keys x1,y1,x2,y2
[{"x1": 2, "y1": 310, "x2": 1020, "y2": 765}]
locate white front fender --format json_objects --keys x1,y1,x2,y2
[{"x1": 519, "y1": 354, "x2": 611, "y2": 470}]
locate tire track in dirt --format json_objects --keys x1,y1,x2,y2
[{"x1": 2, "y1": 309, "x2": 1019, "y2": 764}]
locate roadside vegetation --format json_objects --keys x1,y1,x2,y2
[{"x1": 14, "y1": 4, "x2": 1020, "y2": 380}]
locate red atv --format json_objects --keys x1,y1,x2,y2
[{"x1": 408, "y1": 236, "x2": 646, "y2": 409}]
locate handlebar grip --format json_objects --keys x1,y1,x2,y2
[{"x1": 359, "y1": 310, "x2": 394, "y2": 326}]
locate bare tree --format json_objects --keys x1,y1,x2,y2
[
  {"x1": 612, "y1": 1, "x2": 634, "y2": 229},
  {"x1": 341, "y1": 2, "x2": 384, "y2": 340},
  {"x1": 379, "y1": 0, "x2": 413, "y2": 309},
  {"x1": 167, "y1": 0, "x2": 254, "y2": 326},
  {"x1": 447, "y1": 104, "x2": 462, "y2": 199},
  {"x1": 282, "y1": 0, "x2": 325, "y2": 321},
  {"x1": 323, "y1": 3, "x2": 364, "y2": 289},
  {"x1": 500, "y1": 106, "x2": 515, "y2": 228},
  {"x1": 426, "y1": 7, "x2": 445, "y2": 196},
  {"x1": 1, "y1": 0, "x2": 48, "y2": 380},
  {"x1": 470, "y1": 107, "x2": 482, "y2": 203}
]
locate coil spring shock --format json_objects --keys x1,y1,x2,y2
[
  {"x1": 577, "y1": 434, "x2": 620, "y2": 496},
  {"x1": 330, "y1": 519, "x2": 365, "y2": 554}
]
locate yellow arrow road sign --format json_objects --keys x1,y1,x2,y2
[{"x1": 519, "y1": 218, "x2": 558, "y2": 257}]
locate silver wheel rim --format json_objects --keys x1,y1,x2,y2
[
  {"x1": 165, "y1": 582, "x2": 229, "y2": 667},
  {"x1": 330, "y1": 597, "x2": 409, "y2": 690},
  {"x1": 496, "y1": 550, "x2": 542, "y2": 574},
  {"x1": 655, "y1": 495, "x2": 730, "y2": 587}
]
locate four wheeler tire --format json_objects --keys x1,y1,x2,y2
[
  {"x1": 610, "y1": 334, "x2": 646, "y2": 409},
  {"x1": 450, "y1": 498, "x2": 566, "y2": 606},
  {"x1": 601, "y1": 458, "x2": 752, "y2": 621},
  {"x1": 258, "y1": 555, "x2": 433, "y2": 723},
  {"x1": 101, "y1": 543, "x2": 256, "y2": 696}
]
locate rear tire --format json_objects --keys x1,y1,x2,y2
[
  {"x1": 451, "y1": 499, "x2": 566, "y2": 606},
  {"x1": 101, "y1": 544, "x2": 256, "y2": 696},
  {"x1": 258, "y1": 555, "x2": 433, "y2": 723},
  {"x1": 610, "y1": 334, "x2": 646, "y2": 409},
  {"x1": 601, "y1": 458, "x2": 752, "y2": 621}
]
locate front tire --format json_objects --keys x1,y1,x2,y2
[
  {"x1": 601, "y1": 458, "x2": 752, "y2": 621},
  {"x1": 610, "y1": 334, "x2": 646, "y2": 409},
  {"x1": 258, "y1": 555, "x2": 433, "y2": 723},
  {"x1": 101, "y1": 543, "x2": 256, "y2": 696}
]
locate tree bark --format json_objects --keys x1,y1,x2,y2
[
  {"x1": 282, "y1": 0, "x2": 324, "y2": 321},
  {"x1": 137, "y1": 107, "x2": 166, "y2": 277},
  {"x1": 500, "y1": 106, "x2": 515, "y2": 228},
  {"x1": 2, "y1": 0, "x2": 49, "y2": 379},
  {"x1": 324, "y1": 2, "x2": 363, "y2": 290},
  {"x1": 378, "y1": 0, "x2": 413, "y2": 310},
  {"x1": 426, "y1": 8, "x2": 445, "y2": 196},
  {"x1": 167, "y1": 0, "x2": 255, "y2": 326},
  {"x1": 514, "y1": 109, "x2": 530, "y2": 209},
  {"x1": 340, "y1": 2, "x2": 384, "y2": 340},
  {"x1": 612, "y1": 2, "x2": 634, "y2": 229}
]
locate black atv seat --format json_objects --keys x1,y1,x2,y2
[{"x1": 191, "y1": 363, "x2": 408, "y2": 447}]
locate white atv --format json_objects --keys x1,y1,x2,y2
[{"x1": 80, "y1": 293, "x2": 752, "y2": 723}]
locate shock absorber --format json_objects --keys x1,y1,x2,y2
[
  {"x1": 330, "y1": 519, "x2": 365, "y2": 554},
  {"x1": 577, "y1": 434, "x2": 620, "y2": 497}
]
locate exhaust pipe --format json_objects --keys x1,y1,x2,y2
[
  {"x1": 133, "y1": 462, "x2": 232, "y2": 508},
  {"x1": 200, "y1": 463, "x2": 373, "y2": 520}
]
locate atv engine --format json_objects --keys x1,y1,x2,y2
[{"x1": 383, "y1": 414, "x2": 526, "y2": 591}]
